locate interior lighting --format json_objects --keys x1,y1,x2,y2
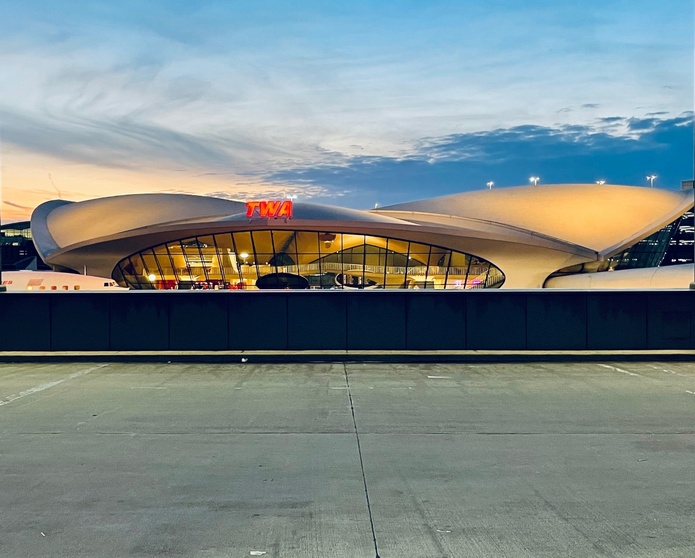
[{"x1": 319, "y1": 233, "x2": 336, "y2": 248}]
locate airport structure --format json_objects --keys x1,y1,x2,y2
[
  {"x1": 0, "y1": 221, "x2": 49, "y2": 272},
  {"x1": 29, "y1": 183, "x2": 695, "y2": 291}
]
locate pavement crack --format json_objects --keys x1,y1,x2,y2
[{"x1": 344, "y1": 363, "x2": 381, "y2": 558}]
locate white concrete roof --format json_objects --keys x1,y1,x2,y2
[
  {"x1": 33, "y1": 194, "x2": 245, "y2": 257},
  {"x1": 378, "y1": 184, "x2": 693, "y2": 256},
  {"x1": 32, "y1": 195, "x2": 409, "y2": 259},
  {"x1": 29, "y1": 184, "x2": 694, "y2": 288}
]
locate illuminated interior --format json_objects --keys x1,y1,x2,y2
[{"x1": 113, "y1": 230, "x2": 505, "y2": 290}]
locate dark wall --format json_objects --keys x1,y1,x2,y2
[{"x1": 1, "y1": 290, "x2": 695, "y2": 352}]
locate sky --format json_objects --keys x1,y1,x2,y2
[{"x1": 1, "y1": 0, "x2": 693, "y2": 223}]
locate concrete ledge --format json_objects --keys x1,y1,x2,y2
[{"x1": 1, "y1": 349, "x2": 695, "y2": 363}]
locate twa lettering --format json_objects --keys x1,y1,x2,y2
[{"x1": 245, "y1": 200, "x2": 293, "y2": 219}]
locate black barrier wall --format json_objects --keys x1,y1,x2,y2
[{"x1": 1, "y1": 290, "x2": 695, "y2": 352}]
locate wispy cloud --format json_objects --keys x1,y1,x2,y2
[
  {"x1": 3, "y1": 200, "x2": 32, "y2": 210},
  {"x1": 2, "y1": 0, "x2": 692, "y2": 155},
  {"x1": 1, "y1": 1, "x2": 692, "y2": 218},
  {"x1": 263, "y1": 114, "x2": 694, "y2": 207},
  {"x1": 0, "y1": 106, "x2": 301, "y2": 175}
]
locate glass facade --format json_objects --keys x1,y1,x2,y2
[
  {"x1": 608, "y1": 221, "x2": 678, "y2": 270},
  {"x1": 608, "y1": 207, "x2": 695, "y2": 270},
  {"x1": 113, "y1": 230, "x2": 505, "y2": 290},
  {"x1": 1, "y1": 221, "x2": 50, "y2": 271},
  {"x1": 661, "y1": 209, "x2": 694, "y2": 266}
]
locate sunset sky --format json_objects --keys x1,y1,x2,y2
[{"x1": 1, "y1": 0, "x2": 693, "y2": 223}]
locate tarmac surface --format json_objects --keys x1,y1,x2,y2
[{"x1": 0, "y1": 360, "x2": 694, "y2": 557}]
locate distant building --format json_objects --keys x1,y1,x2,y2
[
  {"x1": 0, "y1": 221, "x2": 50, "y2": 271},
  {"x1": 30, "y1": 184, "x2": 695, "y2": 290}
]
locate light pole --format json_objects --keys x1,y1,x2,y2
[
  {"x1": 596, "y1": 180, "x2": 606, "y2": 185},
  {"x1": 486, "y1": 181, "x2": 494, "y2": 190},
  {"x1": 529, "y1": 176, "x2": 540, "y2": 186},
  {"x1": 646, "y1": 174, "x2": 657, "y2": 188}
]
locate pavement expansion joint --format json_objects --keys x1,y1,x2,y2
[{"x1": 343, "y1": 363, "x2": 381, "y2": 558}]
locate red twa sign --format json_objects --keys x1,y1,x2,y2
[{"x1": 245, "y1": 200, "x2": 293, "y2": 219}]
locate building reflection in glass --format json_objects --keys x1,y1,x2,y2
[{"x1": 113, "y1": 230, "x2": 505, "y2": 290}]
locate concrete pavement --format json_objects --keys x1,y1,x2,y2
[{"x1": 0, "y1": 361, "x2": 694, "y2": 557}]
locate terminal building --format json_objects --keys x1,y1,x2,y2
[
  {"x1": 29, "y1": 183, "x2": 695, "y2": 290},
  {"x1": 0, "y1": 221, "x2": 50, "y2": 272}
]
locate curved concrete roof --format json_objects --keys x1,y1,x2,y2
[
  {"x1": 377, "y1": 184, "x2": 693, "y2": 256},
  {"x1": 32, "y1": 194, "x2": 245, "y2": 259},
  {"x1": 31, "y1": 193, "x2": 417, "y2": 270},
  {"x1": 33, "y1": 194, "x2": 411, "y2": 256},
  {"x1": 29, "y1": 184, "x2": 694, "y2": 288},
  {"x1": 212, "y1": 202, "x2": 410, "y2": 225}
]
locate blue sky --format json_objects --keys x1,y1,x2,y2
[{"x1": 1, "y1": 0, "x2": 693, "y2": 220}]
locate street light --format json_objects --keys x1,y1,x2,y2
[
  {"x1": 529, "y1": 176, "x2": 540, "y2": 186},
  {"x1": 646, "y1": 174, "x2": 657, "y2": 188},
  {"x1": 486, "y1": 181, "x2": 494, "y2": 190},
  {"x1": 596, "y1": 180, "x2": 606, "y2": 185}
]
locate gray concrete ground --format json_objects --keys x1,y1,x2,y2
[{"x1": 0, "y1": 361, "x2": 694, "y2": 557}]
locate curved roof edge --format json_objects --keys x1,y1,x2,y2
[
  {"x1": 375, "y1": 184, "x2": 693, "y2": 255},
  {"x1": 545, "y1": 264, "x2": 695, "y2": 289},
  {"x1": 209, "y1": 202, "x2": 413, "y2": 227},
  {"x1": 32, "y1": 194, "x2": 414, "y2": 254},
  {"x1": 30, "y1": 199, "x2": 74, "y2": 261},
  {"x1": 370, "y1": 210, "x2": 599, "y2": 259},
  {"x1": 38, "y1": 193, "x2": 246, "y2": 252}
]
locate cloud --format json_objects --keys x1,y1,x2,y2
[
  {"x1": 3, "y1": 0, "x2": 693, "y2": 161},
  {"x1": 627, "y1": 117, "x2": 659, "y2": 131},
  {"x1": 203, "y1": 183, "x2": 342, "y2": 202},
  {"x1": 0, "y1": 106, "x2": 299, "y2": 175},
  {"x1": 3, "y1": 200, "x2": 32, "y2": 210},
  {"x1": 262, "y1": 113, "x2": 694, "y2": 207},
  {"x1": 3, "y1": 92, "x2": 691, "y2": 210}
]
